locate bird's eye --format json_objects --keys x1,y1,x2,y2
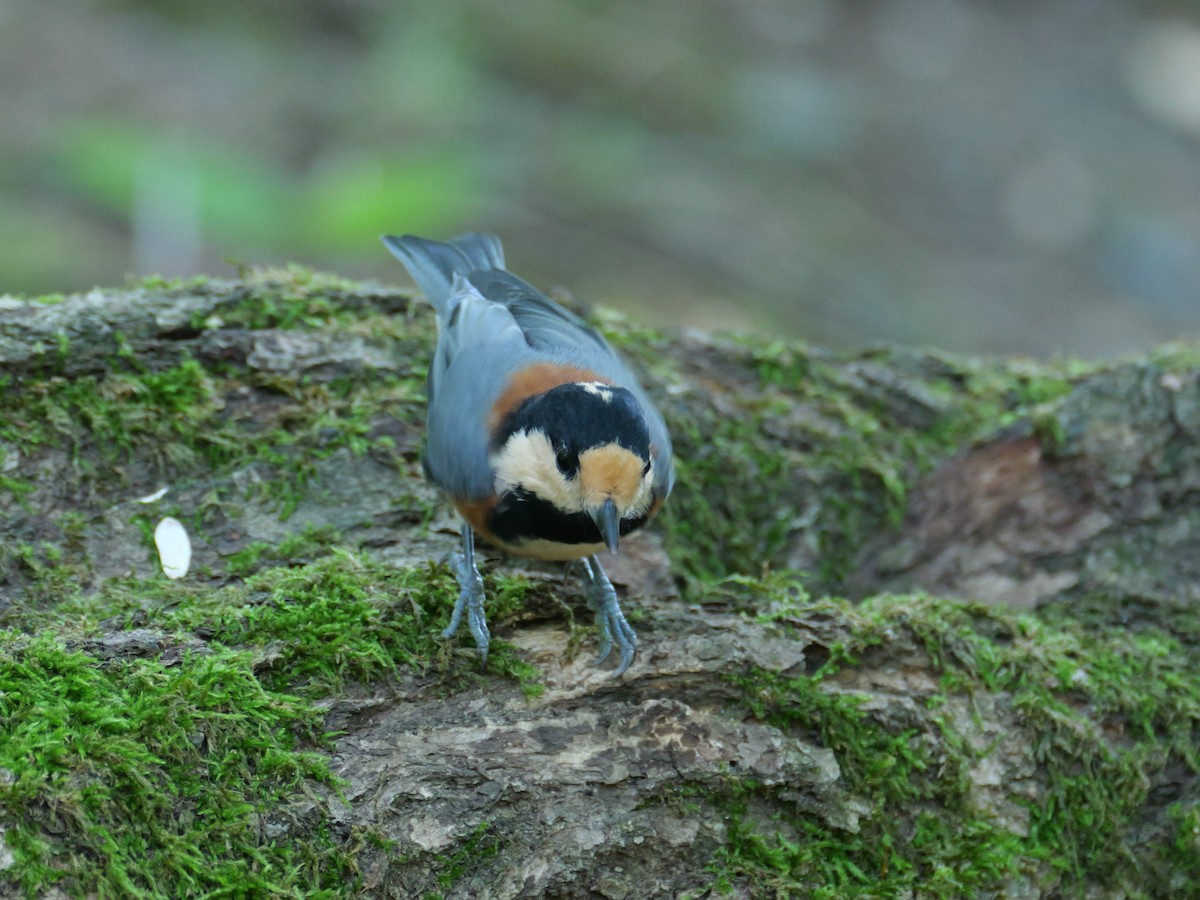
[{"x1": 555, "y1": 448, "x2": 574, "y2": 473}]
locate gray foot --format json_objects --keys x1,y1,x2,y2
[
  {"x1": 443, "y1": 527, "x2": 489, "y2": 667},
  {"x1": 582, "y1": 556, "x2": 637, "y2": 677}
]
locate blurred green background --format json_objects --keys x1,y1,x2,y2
[{"x1": 3, "y1": 0, "x2": 1200, "y2": 356}]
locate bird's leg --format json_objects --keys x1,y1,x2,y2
[
  {"x1": 581, "y1": 555, "x2": 637, "y2": 677},
  {"x1": 443, "y1": 523, "x2": 490, "y2": 667}
]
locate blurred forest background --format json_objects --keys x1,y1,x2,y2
[{"x1": 3, "y1": 0, "x2": 1200, "y2": 357}]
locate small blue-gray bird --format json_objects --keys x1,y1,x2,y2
[{"x1": 382, "y1": 232, "x2": 674, "y2": 676}]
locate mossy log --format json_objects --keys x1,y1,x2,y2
[{"x1": 2, "y1": 273, "x2": 1199, "y2": 897}]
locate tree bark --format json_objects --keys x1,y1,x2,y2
[{"x1": 2, "y1": 274, "x2": 1198, "y2": 897}]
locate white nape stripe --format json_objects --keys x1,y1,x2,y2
[{"x1": 579, "y1": 381, "x2": 614, "y2": 402}]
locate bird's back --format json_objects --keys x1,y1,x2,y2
[{"x1": 382, "y1": 232, "x2": 674, "y2": 501}]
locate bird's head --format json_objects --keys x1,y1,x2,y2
[{"x1": 490, "y1": 381, "x2": 656, "y2": 552}]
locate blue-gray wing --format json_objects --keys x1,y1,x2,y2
[
  {"x1": 465, "y1": 270, "x2": 615, "y2": 358},
  {"x1": 424, "y1": 277, "x2": 531, "y2": 500}
]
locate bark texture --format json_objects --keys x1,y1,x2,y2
[{"x1": 2, "y1": 275, "x2": 1199, "y2": 898}]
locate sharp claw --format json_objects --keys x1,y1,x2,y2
[
  {"x1": 467, "y1": 591, "x2": 490, "y2": 665},
  {"x1": 603, "y1": 606, "x2": 637, "y2": 678},
  {"x1": 584, "y1": 562, "x2": 637, "y2": 677},
  {"x1": 593, "y1": 640, "x2": 613, "y2": 667},
  {"x1": 611, "y1": 651, "x2": 634, "y2": 679},
  {"x1": 592, "y1": 600, "x2": 613, "y2": 665}
]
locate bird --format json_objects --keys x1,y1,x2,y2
[{"x1": 382, "y1": 232, "x2": 674, "y2": 677}]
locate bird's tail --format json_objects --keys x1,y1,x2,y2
[{"x1": 381, "y1": 232, "x2": 505, "y2": 313}]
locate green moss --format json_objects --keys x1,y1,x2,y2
[
  {"x1": 241, "y1": 265, "x2": 383, "y2": 299},
  {"x1": 89, "y1": 551, "x2": 542, "y2": 696},
  {"x1": 599, "y1": 318, "x2": 1093, "y2": 593},
  {"x1": 200, "y1": 289, "x2": 345, "y2": 331},
  {"x1": 1157, "y1": 801, "x2": 1200, "y2": 888},
  {"x1": 470, "y1": 572, "x2": 551, "y2": 697},
  {"x1": 1, "y1": 347, "x2": 425, "y2": 521},
  {"x1": 132, "y1": 274, "x2": 213, "y2": 292},
  {"x1": 0, "y1": 536, "x2": 93, "y2": 621},
  {"x1": 659, "y1": 399, "x2": 798, "y2": 584},
  {"x1": 203, "y1": 554, "x2": 446, "y2": 692},
  {"x1": 1, "y1": 269, "x2": 433, "y2": 523},
  {"x1": 430, "y1": 821, "x2": 502, "y2": 897},
  {"x1": 0, "y1": 473, "x2": 35, "y2": 502},
  {"x1": 225, "y1": 523, "x2": 343, "y2": 577},
  {"x1": 184, "y1": 266, "x2": 399, "y2": 332},
  {"x1": 710, "y1": 587, "x2": 1200, "y2": 897},
  {"x1": 0, "y1": 549, "x2": 548, "y2": 895},
  {"x1": 714, "y1": 793, "x2": 1028, "y2": 899},
  {"x1": 2, "y1": 543, "x2": 73, "y2": 607},
  {"x1": 1149, "y1": 340, "x2": 1200, "y2": 372},
  {"x1": 719, "y1": 664, "x2": 1012, "y2": 897},
  {"x1": 9, "y1": 517, "x2": 541, "y2": 698},
  {"x1": 232, "y1": 367, "x2": 425, "y2": 518},
  {"x1": 0, "y1": 631, "x2": 352, "y2": 897},
  {"x1": 0, "y1": 356, "x2": 233, "y2": 473}
]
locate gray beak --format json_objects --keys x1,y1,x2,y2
[{"x1": 591, "y1": 498, "x2": 620, "y2": 554}]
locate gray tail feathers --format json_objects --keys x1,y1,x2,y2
[{"x1": 381, "y1": 232, "x2": 505, "y2": 312}]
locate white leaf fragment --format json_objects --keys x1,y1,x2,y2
[
  {"x1": 154, "y1": 516, "x2": 191, "y2": 579},
  {"x1": 137, "y1": 485, "x2": 170, "y2": 504}
]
